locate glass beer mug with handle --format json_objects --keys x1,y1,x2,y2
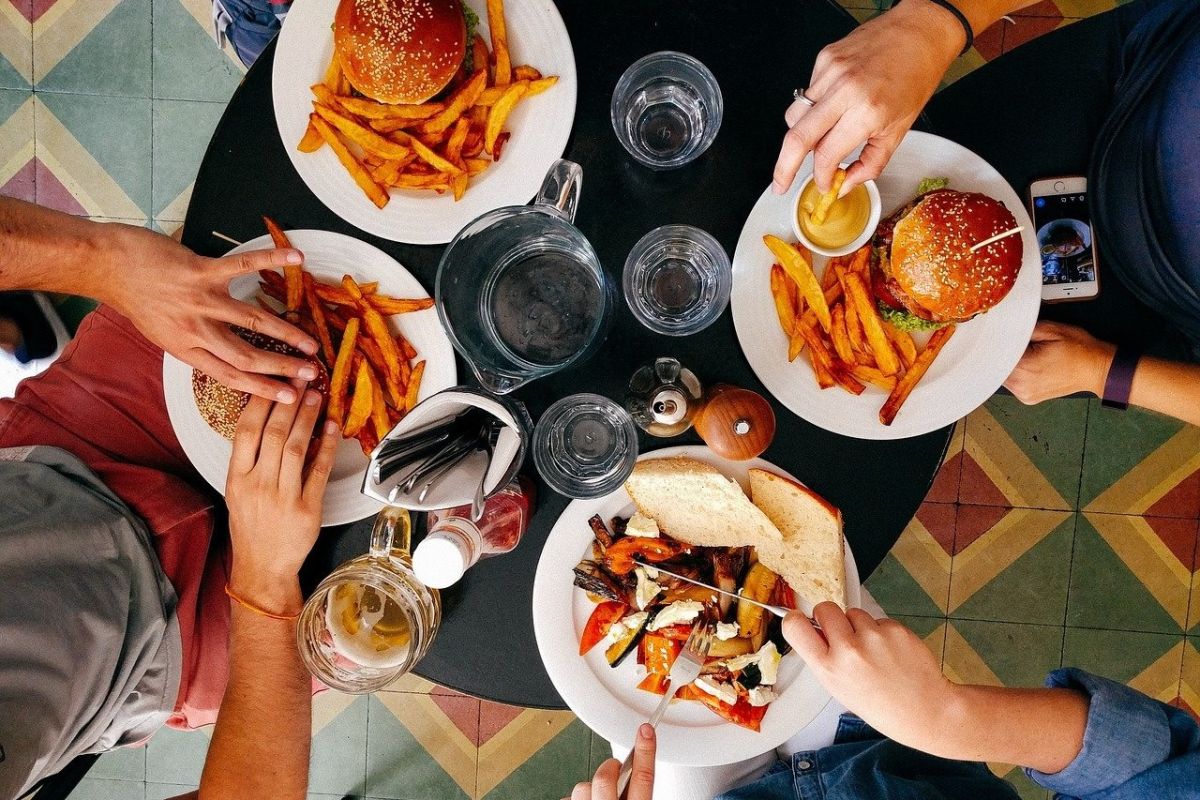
[
  {"x1": 297, "y1": 506, "x2": 440, "y2": 693},
  {"x1": 435, "y1": 159, "x2": 613, "y2": 394}
]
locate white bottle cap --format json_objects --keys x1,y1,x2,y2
[{"x1": 412, "y1": 534, "x2": 472, "y2": 589}]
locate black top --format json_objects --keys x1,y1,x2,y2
[{"x1": 182, "y1": 0, "x2": 950, "y2": 708}]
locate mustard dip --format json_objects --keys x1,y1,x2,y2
[{"x1": 798, "y1": 182, "x2": 871, "y2": 250}]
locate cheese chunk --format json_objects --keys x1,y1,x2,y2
[{"x1": 646, "y1": 600, "x2": 704, "y2": 631}]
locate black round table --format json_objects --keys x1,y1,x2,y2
[{"x1": 182, "y1": 0, "x2": 951, "y2": 709}]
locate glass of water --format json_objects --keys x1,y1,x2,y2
[
  {"x1": 611, "y1": 51, "x2": 723, "y2": 170},
  {"x1": 623, "y1": 225, "x2": 732, "y2": 336},
  {"x1": 533, "y1": 394, "x2": 639, "y2": 499}
]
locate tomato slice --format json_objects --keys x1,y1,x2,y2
[
  {"x1": 579, "y1": 601, "x2": 627, "y2": 655},
  {"x1": 773, "y1": 581, "x2": 797, "y2": 610},
  {"x1": 641, "y1": 633, "x2": 682, "y2": 676},
  {"x1": 676, "y1": 684, "x2": 768, "y2": 732}
]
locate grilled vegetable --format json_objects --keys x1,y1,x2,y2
[
  {"x1": 605, "y1": 611, "x2": 650, "y2": 667},
  {"x1": 707, "y1": 636, "x2": 755, "y2": 658},
  {"x1": 573, "y1": 560, "x2": 626, "y2": 603},
  {"x1": 736, "y1": 563, "x2": 779, "y2": 643},
  {"x1": 579, "y1": 600, "x2": 627, "y2": 655},
  {"x1": 588, "y1": 514, "x2": 614, "y2": 550},
  {"x1": 602, "y1": 536, "x2": 689, "y2": 575},
  {"x1": 711, "y1": 549, "x2": 745, "y2": 618}
]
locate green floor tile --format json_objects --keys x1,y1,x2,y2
[
  {"x1": 310, "y1": 696, "x2": 369, "y2": 797},
  {"x1": 589, "y1": 730, "x2": 612, "y2": 775},
  {"x1": 67, "y1": 777, "x2": 146, "y2": 800},
  {"x1": 152, "y1": 99, "x2": 225, "y2": 219},
  {"x1": 866, "y1": 551, "x2": 947, "y2": 618},
  {"x1": 1067, "y1": 514, "x2": 1188, "y2": 634},
  {"x1": 145, "y1": 727, "x2": 209, "y2": 786},
  {"x1": 152, "y1": 0, "x2": 243, "y2": 102},
  {"x1": 0, "y1": 86, "x2": 29, "y2": 122},
  {"x1": 976, "y1": 395, "x2": 1089, "y2": 510},
  {"x1": 35, "y1": 0, "x2": 150, "y2": 96},
  {"x1": 1080, "y1": 401, "x2": 1195, "y2": 513},
  {"x1": 1062, "y1": 627, "x2": 1182, "y2": 684},
  {"x1": 0, "y1": 36, "x2": 29, "y2": 91},
  {"x1": 481, "y1": 719, "x2": 591, "y2": 800},
  {"x1": 364, "y1": 696, "x2": 471, "y2": 800},
  {"x1": 91, "y1": 744, "x2": 147, "y2": 782},
  {"x1": 1000, "y1": 767, "x2": 1050, "y2": 800},
  {"x1": 947, "y1": 620, "x2": 1064, "y2": 688},
  {"x1": 145, "y1": 784, "x2": 196, "y2": 800}
]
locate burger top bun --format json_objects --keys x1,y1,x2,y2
[
  {"x1": 192, "y1": 329, "x2": 330, "y2": 440},
  {"x1": 890, "y1": 190, "x2": 1021, "y2": 323},
  {"x1": 334, "y1": 0, "x2": 467, "y2": 105}
]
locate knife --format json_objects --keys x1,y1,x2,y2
[{"x1": 632, "y1": 559, "x2": 815, "y2": 625}]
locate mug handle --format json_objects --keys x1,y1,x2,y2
[
  {"x1": 369, "y1": 506, "x2": 413, "y2": 558},
  {"x1": 533, "y1": 159, "x2": 583, "y2": 222}
]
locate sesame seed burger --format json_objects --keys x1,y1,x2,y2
[
  {"x1": 334, "y1": 0, "x2": 471, "y2": 105},
  {"x1": 871, "y1": 187, "x2": 1022, "y2": 331},
  {"x1": 192, "y1": 328, "x2": 330, "y2": 440}
]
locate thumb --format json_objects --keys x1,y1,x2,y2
[
  {"x1": 215, "y1": 246, "x2": 305, "y2": 278},
  {"x1": 783, "y1": 611, "x2": 828, "y2": 663}
]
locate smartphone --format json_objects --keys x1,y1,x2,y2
[{"x1": 1028, "y1": 176, "x2": 1100, "y2": 303}]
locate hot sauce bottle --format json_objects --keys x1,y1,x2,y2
[{"x1": 412, "y1": 477, "x2": 534, "y2": 589}]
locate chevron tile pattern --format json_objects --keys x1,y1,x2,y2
[{"x1": 22, "y1": 1, "x2": 1187, "y2": 798}]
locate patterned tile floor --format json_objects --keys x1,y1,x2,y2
[{"x1": 1, "y1": 1, "x2": 1195, "y2": 799}]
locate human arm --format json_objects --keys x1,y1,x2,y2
[
  {"x1": 565, "y1": 724, "x2": 656, "y2": 800},
  {"x1": 0, "y1": 197, "x2": 318, "y2": 402},
  {"x1": 773, "y1": 0, "x2": 1039, "y2": 195},
  {"x1": 1004, "y1": 320, "x2": 1200, "y2": 425},
  {"x1": 184, "y1": 388, "x2": 339, "y2": 800}
]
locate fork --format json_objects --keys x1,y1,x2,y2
[{"x1": 615, "y1": 620, "x2": 713, "y2": 798}]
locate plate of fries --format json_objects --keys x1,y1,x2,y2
[
  {"x1": 273, "y1": 0, "x2": 576, "y2": 245},
  {"x1": 163, "y1": 228, "x2": 457, "y2": 525},
  {"x1": 730, "y1": 132, "x2": 1040, "y2": 440}
]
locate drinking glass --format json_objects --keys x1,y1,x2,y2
[
  {"x1": 611, "y1": 51, "x2": 723, "y2": 170},
  {"x1": 297, "y1": 507, "x2": 441, "y2": 693},
  {"x1": 533, "y1": 394, "x2": 639, "y2": 499},
  {"x1": 436, "y1": 160, "x2": 614, "y2": 395},
  {"x1": 623, "y1": 225, "x2": 732, "y2": 335}
]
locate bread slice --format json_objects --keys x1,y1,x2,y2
[
  {"x1": 749, "y1": 469, "x2": 846, "y2": 608},
  {"x1": 624, "y1": 457, "x2": 783, "y2": 548}
]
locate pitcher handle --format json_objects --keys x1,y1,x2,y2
[
  {"x1": 534, "y1": 159, "x2": 582, "y2": 222},
  {"x1": 369, "y1": 506, "x2": 413, "y2": 559}
]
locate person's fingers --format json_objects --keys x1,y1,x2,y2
[
  {"x1": 845, "y1": 608, "x2": 881, "y2": 634},
  {"x1": 627, "y1": 724, "x2": 657, "y2": 800},
  {"x1": 810, "y1": 113, "x2": 868, "y2": 193},
  {"x1": 256, "y1": 380, "x2": 306, "y2": 476},
  {"x1": 215, "y1": 246, "x2": 304, "y2": 278},
  {"x1": 783, "y1": 610, "x2": 830, "y2": 663},
  {"x1": 217, "y1": 298, "x2": 318, "y2": 356},
  {"x1": 772, "y1": 102, "x2": 843, "y2": 194},
  {"x1": 843, "y1": 133, "x2": 902, "y2": 191},
  {"x1": 589, "y1": 759, "x2": 620, "y2": 800},
  {"x1": 209, "y1": 328, "x2": 320, "y2": 382},
  {"x1": 187, "y1": 348, "x2": 297, "y2": 404},
  {"x1": 279, "y1": 389, "x2": 323, "y2": 494},
  {"x1": 230, "y1": 394, "x2": 273, "y2": 476},
  {"x1": 303, "y1": 419, "x2": 341, "y2": 505},
  {"x1": 569, "y1": 782, "x2": 591, "y2": 800},
  {"x1": 1029, "y1": 319, "x2": 1077, "y2": 342},
  {"x1": 784, "y1": 95, "x2": 819, "y2": 128},
  {"x1": 811, "y1": 601, "x2": 855, "y2": 648}
]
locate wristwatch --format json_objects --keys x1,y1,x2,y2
[{"x1": 1101, "y1": 344, "x2": 1140, "y2": 410}]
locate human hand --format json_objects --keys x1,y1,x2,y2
[
  {"x1": 1004, "y1": 320, "x2": 1115, "y2": 404},
  {"x1": 567, "y1": 724, "x2": 655, "y2": 800},
  {"x1": 99, "y1": 224, "x2": 319, "y2": 403},
  {"x1": 772, "y1": 0, "x2": 964, "y2": 195},
  {"x1": 225, "y1": 388, "x2": 339, "y2": 615},
  {"x1": 784, "y1": 603, "x2": 959, "y2": 752}
]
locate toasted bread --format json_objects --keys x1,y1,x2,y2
[
  {"x1": 624, "y1": 457, "x2": 783, "y2": 548},
  {"x1": 749, "y1": 469, "x2": 846, "y2": 608}
]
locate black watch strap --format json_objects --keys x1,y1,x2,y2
[{"x1": 1101, "y1": 344, "x2": 1140, "y2": 410}]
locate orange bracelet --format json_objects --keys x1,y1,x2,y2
[{"x1": 224, "y1": 583, "x2": 301, "y2": 621}]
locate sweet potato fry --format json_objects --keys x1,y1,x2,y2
[
  {"x1": 302, "y1": 272, "x2": 336, "y2": 366},
  {"x1": 396, "y1": 334, "x2": 418, "y2": 362},
  {"x1": 370, "y1": 369, "x2": 390, "y2": 439},
  {"x1": 313, "y1": 103, "x2": 411, "y2": 161},
  {"x1": 358, "y1": 337, "x2": 404, "y2": 408},
  {"x1": 328, "y1": 317, "x2": 359, "y2": 425},
  {"x1": 404, "y1": 360, "x2": 425, "y2": 411},
  {"x1": 262, "y1": 217, "x2": 302, "y2": 313},
  {"x1": 763, "y1": 235, "x2": 830, "y2": 333},
  {"x1": 810, "y1": 168, "x2": 847, "y2": 226},
  {"x1": 513, "y1": 65, "x2": 542, "y2": 81},
  {"x1": 886, "y1": 324, "x2": 918, "y2": 369},
  {"x1": 369, "y1": 296, "x2": 434, "y2": 316},
  {"x1": 391, "y1": 172, "x2": 453, "y2": 189},
  {"x1": 472, "y1": 34, "x2": 489, "y2": 74},
  {"x1": 313, "y1": 282, "x2": 379, "y2": 305},
  {"x1": 485, "y1": 83, "x2": 527, "y2": 155},
  {"x1": 880, "y1": 325, "x2": 956, "y2": 425},
  {"x1": 310, "y1": 115, "x2": 390, "y2": 209},
  {"x1": 298, "y1": 119, "x2": 324, "y2": 153},
  {"x1": 342, "y1": 275, "x2": 402, "y2": 384},
  {"x1": 487, "y1": 0, "x2": 511, "y2": 85},
  {"x1": 844, "y1": 271, "x2": 901, "y2": 375},
  {"x1": 390, "y1": 130, "x2": 462, "y2": 174},
  {"x1": 769, "y1": 265, "x2": 797, "y2": 338},
  {"x1": 830, "y1": 304, "x2": 856, "y2": 366},
  {"x1": 419, "y1": 70, "x2": 487, "y2": 135},
  {"x1": 336, "y1": 95, "x2": 442, "y2": 120},
  {"x1": 343, "y1": 360, "x2": 374, "y2": 437},
  {"x1": 464, "y1": 157, "x2": 490, "y2": 174}
]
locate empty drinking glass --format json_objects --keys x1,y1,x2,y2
[
  {"x1": 623, "y1": 224, "x2": 732, "y2": 336},
  {"x1": 533, "y1": 394, "x2": 639, "y2": 499},
  {"x1": 611, "y1": 51, "x2": 723, "y2": 170}
]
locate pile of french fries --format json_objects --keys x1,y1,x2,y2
[
  {"x1": 259, "y1": 217, "x2": 433, "y2": 455},
  {"x1": 764, "y1": 235, "x2": 956, "y2": 426},
  {"x1": 297, "y1": 0, "x2": 558, "y2": 207}
]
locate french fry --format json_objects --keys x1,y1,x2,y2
[
  {"x1": 844, "y1": 271, "x2": 901, "y2": 376},
  {"x1": 451, "y1": 173, "x2": 469, "y2": 201},
  {"x1": 513, "y1": 65, "x2": 542, "y2": 81},
  {"x1": 310, "y1": 115, "x2": 390, "y2": 208},
  {"x1": 335, "y1": 95, "x2": 442, "y2": 120},
  {"x1": 369, "y1": 117, "x2": 420, "y2": 134},
  {"x1": 302, "y1": 272, "x2": 336, "y2": 366},
  {"x1": 763, "y1": 235, "x2": 830, "y2": 333},
  {"x1": 342, "y1": 275, "x2": 403, "y2": 385},
  {"x1": 397, "y1": 334, "x2": 418, "y2": 362},
  {"x1": 358, "y1": 337, "x2": 404, "y2": 409},
  {"x1": 298, "y1": 119, "x2": 324, "y2": 153},
  {"x1": 446, "y1": 116, "x2": 470, "y2": 164},
  {"x1": 418, "y1": 69, "x2": 487, "y2": 135},
  {"x1": 524, "y1": 75, "x2": 558, "y2": 98},
  {"x1": 810, "y1": 168, "x2": 847, "y2": 226},
  {"x1": 486, "y1": 0, "x2": 511, "y2": 85},
  {"x1": 370, "y1": 369, "x2": 390, "y2": 439},
  {"x1": 485, "y1": 82, "x2": 528, "y2": 155},
  {"x1": 830, "y1": 304, "x2": 856, "y2": 366},
  {"x1": 391, "y1": 172, "x2": 454, "y2": 189},
  {"x1": 312, "y1": 282, "x2": 379, "y2": 305},
  {"x1": 390, "y1": 130, "x2": 463, "y2": 174},
  {"x1": 404, "y1": 361, "x2": 426, "y2": 411},
  {"x1": 343, "y1": 360, "x2": 374, "y2": 437},
  {"x1": 843, "y1": 295, "x2": 867, "y2": 355},
  {"x1": 357, "y1": 426, "x2": 380, "y2": 457},
  {"x1": 312, "y1": 102, "x2": 411, "y2": 161},
  {"x1": 465, "y1": 157, "x2": 490, "y2": 174},
  {"x1": 821, "y1": 258, "x2": 841, "y2": 290},
  {"x1": 310, "y1": 83, "x2": 342, "y2": 109},
  {"x1": 886, "y1": 324, "x2": 918, "y2": 369},
  {"x1": 328, "y1": 317, "x2": 360, "y2": 425},
  {"x1": 880, "y1": 325, "x2": 956, "y2": 425},
  {"x1": 262, "y1": 216, "x2": 303, "y2": 313},
  {"x1": 472, "y1": 34, "x2": 489, "y2": 74},
  {"x1": 850, "y1": 364, "x2": 898, "y2": 392},
  {"x1": 322, "y1": 58, "x2": 342, "y2": 91},
  {"x1": 799, "y1": 323, "x2": 835, "y2": 389},
  {"x1": 369, "y1": 296, "x2": 435, "y2": 315},
  {"x1": 769, "y1": 265, "x2": 797, "y2": 338}
]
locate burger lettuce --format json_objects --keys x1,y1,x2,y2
[
  {"x1": 878, "y1": 305, "x2": 951, "y2": 333},
  {"x1": 463, "y1": 2, "x2": 480, "y2": 70},
  {"x1": 916, "y1": 176, "x2": 950, "y2": 195}
]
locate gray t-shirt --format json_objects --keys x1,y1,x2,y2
[{"x1": 0, "y1": 446, "x2": 182, "y2": 800}]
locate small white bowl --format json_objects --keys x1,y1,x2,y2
[{"x1": 790, "y1": 165, "x2": 882, "y2": 258}]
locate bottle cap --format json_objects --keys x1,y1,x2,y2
[{"x1": 412, "y1": 533, "x2": 472, "y2": 589}]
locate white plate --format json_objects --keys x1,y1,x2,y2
[
  {"x1": 273, "y1": 0, "x2": 578, "y2": 244},
  {"x1": 532, "y1": 445, "x2": 862, "y2": 766},
  {"x1": 730, "y1": 131, "x2": 1041, "y2": 440},
  {"x1": 162, "y1": 230, "x2": 458, "y2": 526}
]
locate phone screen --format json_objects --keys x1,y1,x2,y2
[{"x1": 1032, "y1": 190, "x2": 1096, "y2": 286}]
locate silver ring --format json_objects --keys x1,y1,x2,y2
[{"x1": 793, "y1": 88, "x2": 816, "y2": 107}]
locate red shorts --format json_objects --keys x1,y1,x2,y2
[{"x1": 0, "y1": 306, "x2": 230, "y2": 729}]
